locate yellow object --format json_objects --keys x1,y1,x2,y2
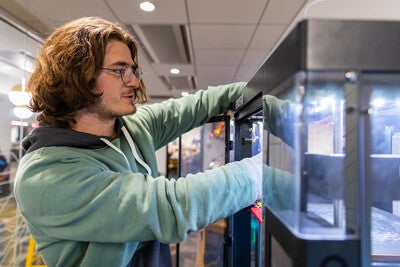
[{"x1": 25, "y1": 236, "x2": 46, "y2": 267}]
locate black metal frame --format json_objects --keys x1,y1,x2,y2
[{"x1": 229, "y1": 90, "x2": 264, "y2": 267}]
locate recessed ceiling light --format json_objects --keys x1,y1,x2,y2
[
  {"x1": 170, "y1": 68, "x2": 180, "y2": 74},
  {"x1": 140, "y1": 1, "x2": 155, "y2": 12}
]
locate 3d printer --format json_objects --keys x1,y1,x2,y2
[{"x1": 241, "y1": 19, "x2": 400, "y2": 267}]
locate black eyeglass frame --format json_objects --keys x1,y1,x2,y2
[{"x1": 100, "y1": 65, "x2": 143, "y2": 84}]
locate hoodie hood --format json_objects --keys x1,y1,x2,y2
[{"x1": 22, "y1": 118, "x2": 124, "y2": 154}]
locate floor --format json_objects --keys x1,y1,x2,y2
[
  {"x1": 0, "y1": 192, "x2": 30, "y2": 267},
  {"x1": 171, "y1": 220, "x2": 226, "y2": 267}
]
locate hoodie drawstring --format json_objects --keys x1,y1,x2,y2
[{"x1": 100, "y1": 126, "x2": 152, "y2": 175}]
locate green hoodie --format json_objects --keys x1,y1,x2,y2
[{"x1": 14, "y1": 82, "x2": 264, "y2": 266}]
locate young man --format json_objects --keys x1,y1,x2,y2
[{"x1": 14, "y1": 17, "x2": 270, "y2": 267}]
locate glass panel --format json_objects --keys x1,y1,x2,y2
[
  {"x1": 0, "y1": 19, "x2": 41, "y2": 266},
  {"x1": 250, "y1": 114, "x2": 263, "y2": 267},
  {"x1": 263, "y1": 71, "x2": 350, "y2": 238},
  {"x1": 178, "y1": 121, "x2": 228, "y2": 267},
  {"x1": 262, "y1": 70, "x2": 400, "y2": 265},
  {"x1": 166, "y1": 138, "x2": 179, "y2": 179},
  {"x1": 367, "y1": 73, "x2": 400, "y2": 265},
  {"x1": 166, "y1": 138, "x2": 179, "y2": 266}
]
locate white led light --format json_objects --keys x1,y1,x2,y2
[
  {"x1": 170, "y1": 68, "x2": 180, "y2": 74},
  {"x1": 372, "y1": 98, "x2": 385, "y2": 108},
  {"x1": 13, "y1": 106, "x2": 33, "y2": 119},
  {"x1": 140, "y1": 1, "x2": 155, "y2": 12},
  {"x1": 8, "y1": 91, "x2": 31, "y2": 106}
]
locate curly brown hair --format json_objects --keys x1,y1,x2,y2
[{"x1": 28, "y1": 17, "x2": 147, "y2": 128}]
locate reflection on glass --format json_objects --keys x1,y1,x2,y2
[
  {"x1": 176, "y1": 121, "x2": 228, "y2": 267},
  {"x1": 262, "y1": 71, "x2": 400, "y2": 266},
  {"x1": 0, "y1": 18, "x2": 41, "y2": 266},
  {"x1": 263, "y1": 71, "x2": 351, "y2": 238},
  {"x1": 369, "y1": 75, "x2": 400, "y2": 264}
]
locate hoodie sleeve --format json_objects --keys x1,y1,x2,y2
[
  {"x1": 123, "y1": 82, "x2": 245, "y2": 150},
  {"x1": 262, "y1": 164, "x2": 296, "y2": 210},
  {"x1": 263, "y1": 95, "x2": 295, "y2": 147},
  {"x1": 15, "y1": 147, "x2": 258, "y2": 245}
]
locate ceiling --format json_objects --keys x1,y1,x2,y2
[
  {"x1": 0, "y1": 0, "x2": 308, "y2": 103},
  {"x1": 1, "y1": 0, "x2": 400, "y2": 103}
]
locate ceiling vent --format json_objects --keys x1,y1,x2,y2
[
  {"x1": 138, "y1": 24, "x2": 191, "y2": 64},
  {"x1": 130, "y1": 24, "x2": 196, "y2": 91},
  {"x1": 169, "y1": 76, "x2": 196, "y2": 90}
]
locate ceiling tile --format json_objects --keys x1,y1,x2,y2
[
  {"x1": 196, "y1": 75, "x2": 237, "y2": 90},
  {"x1": 235, "y1": 68, "x2": 260, "y2": 83},
  {"x1": 196, "y1": 65, "x2": 237, "y2": 89},
  {"x1": 249, "y1": 24, "x2": 287, "y2": 50},
  {"x1": 196, "y1": 65, "x2": 237, "y2": 78},
  {"x1": 190, "y1": 24, "x2": 255, "y2": 49},
  {"x1": 143, "y1": 74, "x2": 171, "y2": 95},
  {"x1": 187, "y1": 0, "x2": 269, "y2": 24},
  {"x1": 107, "y1": 0, "x2": 188, "y2": 24},
  {"x1": 235, "y1": 50, "x2": 272, "y2": 82},
  {"x1": 0, "y1": 0, "x2": 51, "y2": 36},
  {"x1": 151, "y1": 63, "x2": 195, "y2": 76},
  {"x1": 13, "y1": 0, "x2": 117, "y2": 26},
  {"x1": 0, "y1": 0, "x2": 309, "y2": 103},
  {"x1": 241, "y1": 50, "x2": 269, "y2": 69},
  {"x1": 194, "y1": 48, "x2": 244, "y2": 66},
  {"x1": 261, "y1": 0, "x2": 307, "y2": 24}
]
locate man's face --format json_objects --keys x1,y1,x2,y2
[{"x1": 91, "y1": 40, "x2": 140, "y2": 120}]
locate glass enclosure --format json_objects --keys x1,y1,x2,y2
[
  {"x1": 263, "y1": 71, "x2": 350, "y2": 238},
  {"x1": 367, "y1": 73, "x2": 400, "y2": 264},
  {"x1": 262, "y1": 70, "x2": 400, "y2": 266}
]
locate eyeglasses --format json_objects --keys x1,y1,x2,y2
[{"x1": 100, "y1": 65, "x2": 143, "y2": 84}]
